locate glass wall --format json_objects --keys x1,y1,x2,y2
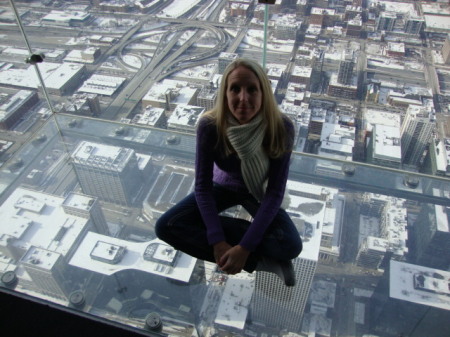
[{"x1": 0, "y1": 1, "x2": 449, "y2": 337}]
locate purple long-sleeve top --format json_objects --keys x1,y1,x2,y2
[{"x1": 194, "y1": 116, "x2": 294, "y2": 252}]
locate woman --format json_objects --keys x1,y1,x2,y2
[{"x1": 155, "y1": 58, "x2": 302, "y2": 286}]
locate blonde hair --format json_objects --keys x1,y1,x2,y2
[{"x1": 202, "y1": 58, "x2": 290, "y2": 158}]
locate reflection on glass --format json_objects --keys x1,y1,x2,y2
[{"x1": 0, "y1": 1, "x2": 449, "y2": 337}]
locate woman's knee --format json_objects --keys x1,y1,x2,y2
[{"x1": 154, "y1": 216, "x2": 166, "y2": 239}]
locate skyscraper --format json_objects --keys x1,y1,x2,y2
[
  {"x1": 409, "y1": 203, "x2": 450, "y2": 270},
  {"x1": 218, "y1": 52, "x2": 238, "y2": 74},
  {"x1": 400, "y1": 106, "x2": 435, "y2": 167},
  {"x1": 250, "y1": 184, "x2": 323, "y2": 332},
  {"x1": 71, "y1": 141, "x2": 143, "y2": 206},
  {"x1": 369, "y1": 260, "x2": 450, "y2": 337},
  {"x1": 337, "y1": 51, "x2": 355, "y2": 86}
]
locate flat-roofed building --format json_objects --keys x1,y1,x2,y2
[
  {"x1": 346, "y1": 16, "x2": 362, "y2": 37},
  {"x1": 327, "y1": 73, "x2": 358, "y2": 100},
  {"x1": 251, "y1": 180, "x2": 323, "y2": 331},
  {"x1": 409, "y1": 203, "x2": 450, "y2": 270},
  {"x1": 42, "y1": 62, "x2": 86, "y2": 96},
  {"x1": 142, "y1": 79, "x2": 200, "y2": 112},
  {"x1": 167, "y1": 104, "x2": 205, "y2": 133},
  {"x1": 356, "y1": 194, "x2": 408, "y2": 270},
  {"x1": 291, "y1": 66, "x2": 312, "y2": 89},
  {"x1": 0, "y1": 90, "x2": 38, "y2": 130},
  {"x1": 442, "y1": 34, "x2": 450, "y2": 64},
  {"x1": 132, "y1": 105, "x2": 166, "y2": 128},
  {"x1": 41, "y1": 10, "x2": 91, "y2": 27},
  {"x1": 197, "y1": 84, "x2": 218, "y2": 111},
  {"x1": 425, "y1": 138, "x2": 450, "y2": 177},
  {"x1": 387, "y1": 42, "x2": 405, "y2": 58},
  {"x1": 370, "y1": 261, "x2": 450, "y2": 337},
  {"x1": 218, "y1": 53, "x2": 238, "y2": 74},
  {"x1": 401, "y1": 105, "x2": 435, "y2": 167},
  {"x1": 70, "y1": 232, "x2": 197, "y2": 283},
  {"x1": 0, "y1": 187, "x2": 97, "y2": 301},
  {"x1": 71, "y1": 141, "x2": 144, "y2": 206},
  {"x1": 367, "y1": 124, "x2": 402, "y2": 169}
]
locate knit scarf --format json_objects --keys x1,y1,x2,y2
[{"x1": 227, "y1": 114, "x2": 268, "y2": 202}]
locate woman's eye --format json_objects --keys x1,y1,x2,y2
[{"x1": 230, "y1": 86, "x2": 240, "y2": 93}]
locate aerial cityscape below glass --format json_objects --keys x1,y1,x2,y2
[{"x1": 0, "y1": 1, "x2": 449, "y2": 337}]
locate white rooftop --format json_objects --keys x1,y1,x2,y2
[
  {"x1": 390, "y1": 260, "x2": 450, "y2": 311},
  {"x1": 78, "y1": 74, "x2": 126, "y2": 96},
  {"x1": 286, "y1": 180, "x2": 326, "y2": 261},
  {"x1": 22, "y1": 246, "x2": 61, "y2": 271},
  {"x1": 214, "y1": 273, "x2": 255, "y2": 330},
  {"x1": 71, "y1": 141, "x2": 134, "y2": 172},
  {"x1": 69, "y1": 232, "x2": 196, "y2": 283},
  {"x1": 435, "y1": 205, "x2": 450, "y2": 233},
  {"x1": 372, "y1": 124, "x2": 401, "y2": 162},
  {"x1": 0, "y1": 188, "x2": 89, "y2": 259},
  {"x1": 0, "y1": 62, "x2": 84, "y2": 90}
]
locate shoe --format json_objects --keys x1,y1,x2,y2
[
  {"x1": 256, "y1": 257, "x2": 296, "y2": 287},
  {"x1": 279, "y1": 260, "x2": 296, "y2": 287}
]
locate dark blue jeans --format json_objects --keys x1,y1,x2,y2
[{"x1": 155, "y1": 185, "x2": 302, "y2": 273}]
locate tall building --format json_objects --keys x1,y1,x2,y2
[
  {"x1": 356, "y1": 194, "x2": 408, "y2": 270},
  {"x1": 71, "y1": 141, "x2": 143, "y2": 206},
  {"x1": 400, "y1": 106, "x2": 435, "y2": 167},
  {"x1": 0, "y1": 90, "x2": 39, "y2": 130},
  {"x1": 424, "y1": 138, "x2": 450, "y2": 177},
  {"x1": 369, "y1": 260, "x2": 450, "y2": 337},
  {"x1": 366, "y1": 124, "x2": 402, "y2": 169},
  {"x1": 62, "y1": 192, "x2": 109, "y2": 235},
  {"x1": 21, "y1": 247, "x2": 69, "y2": 301},
  {"x1": 404, "y1": 16, "x2": 424, "y2": 35},
  {"x1": 218, "y1": 53, "x2": 238, "y2": 74},
  {"x1": 409, "y1": 203, "x2": 450, "y2": 270},
  {"x1": 442, "y1": 34, "x2": 450, "y2": 65},
  {"x1": 197, "y1": 84, "x2": 218, "y2": 111},
  {"x1": 0, "y1": 188, "x2": 95, "y2": 301},
  {"x1": 376, "y1": 12, "x2": 396, "y2": 32},
  {"x1": 337, "y1": 53, "x2": 355, "y2": 86},
  {"x1": 250, "y1": 183, "x2": 322, "y2": 332}
]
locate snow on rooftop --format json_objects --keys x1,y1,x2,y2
[
  {"x1": 286, "y1": 181, "x2": 328, "y2": 261},
  {"x1": 424, "y1": 15, "x2": 450, "y2": 32},
  {"x1": 215, "y1": 273, "x2": 254, "y2": 330},
  {"x1": 42, "y1": 10, "x2": 90, "y2": 22},
  {"x1": 370, "y1": 0, "x2": 416, "y2": 15},
  {"x1": 0, "y1": 62, "x2": 83, "y2": 90},
  {"x1": 133, "y1": 106, "x2": 165, "y2": 126},
  {"x1": 143, "y1": 79, "x2": 198, "y2": 105},
  {"x1": 0, "y1": 188, "x2": 89, "y2": 257},
  {"x1": 435, "y1": 205, "x2": 450, "y2": 233},
  {"x1": 22, "y1": 246, "x2": 61, "y2": 270},
  {"x1": 365, "y1": 110, "x2": 401, "y2": 131},
  {"x1": 421, "y1": 3, "x2": 450, "y2": 16},
  {"x1": 167, "y1": 105, "x2": 205, "y2": 129},
  {"x1": 311, "y1": 7, "x2": 336, "y2": 15},
  {"x1": 157, "y1": 0, "x2": 201, "y2": 18},
  {"x1": 293, "y1": 66, "x2": 312, "y2": 77},
  {"x1": 71, "y1": 141, "x2": 134, "y2": 172},
  {"x1": 69, "y1": 232, "x2": 196, "y2": 282},
  {"x1": 390, "y1": 260, "x2": 450, "y2": 311},
  {"x1": 372, "y1": 124, "x2": 401, "y2": 161},
  {"x1": 63, "y1": 193, "x2": 95, "y2": 211},
  {"x1": 78, "y1": 74, "x2": 126, "y2": 96}
]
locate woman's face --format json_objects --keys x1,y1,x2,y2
[{"x1": 226, "y1": 66, "x2": 262, "y2": 124}]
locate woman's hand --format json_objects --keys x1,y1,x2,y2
[
  {"x1": 218, "y1": 245, "x2": 250, "y2": 275},
  {"x1": 213, "y1": 241, "x2": 232, "y2": 266}
]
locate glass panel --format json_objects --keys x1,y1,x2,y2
[
  {"x1": 1, "y1": 1, "x2": 450, "y2": 337},
  {"x1": 1, "y1": 115, "x2": 449, "y2": 337}
]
